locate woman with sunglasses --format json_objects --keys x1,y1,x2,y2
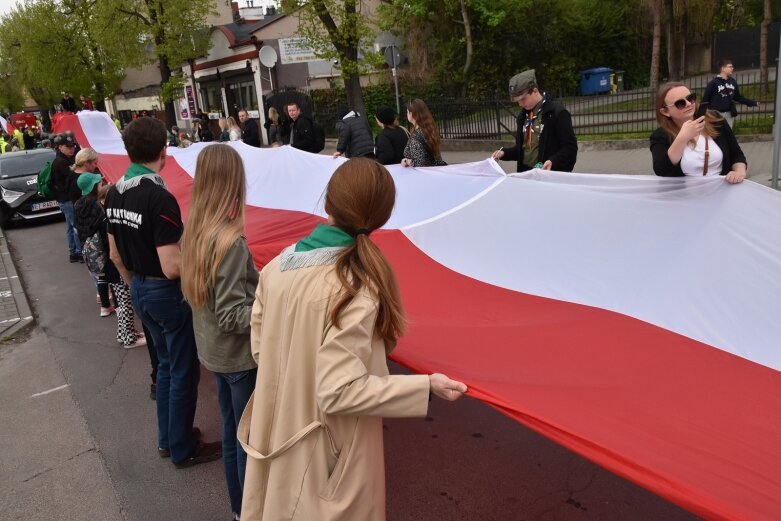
[{"x1": 651, "y1": 82, "x2": 747, "y2": 183}]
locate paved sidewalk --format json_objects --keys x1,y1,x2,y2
[
  {"x1": 0, "y1": 331, "x2": 123, "y2": 521},
  {"x1": 0, "y1": 228, "x2": 33, "y2": 339}
]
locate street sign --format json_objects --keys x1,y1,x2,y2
[{"x1": 384, "y1": 45, "x2": 401, "y2": 68}]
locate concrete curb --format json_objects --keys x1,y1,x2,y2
[{"x1": 0, "y1": 229, "x2": 34, "y2": 339}]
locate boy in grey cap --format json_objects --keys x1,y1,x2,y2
[{"x1": 492, "y1": 69, "x2": 577, "y2": 172}]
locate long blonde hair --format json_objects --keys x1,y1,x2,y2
[
  {"x1": 71, "y1": 147, "x2": 98, "y2": 172},
  {"x1": 181, "y1": 144, "x2": 247, "y2": 309},
  {"x1": 326, "y1": 158, "x2": 405, "y2": 343},
  {"x1": 227, "y1": 117, "x2": 240, "y2": 131},
  {"x1": 268, "y1": 106, "x2": 279, "y2": 124}
]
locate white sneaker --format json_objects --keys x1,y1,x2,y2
[
  {"x1": 124, "y1": 337, "x2": 147, "y2": 349},
  {"x1": 100, "y1": 306, "x2": 115, "y2": 317}
]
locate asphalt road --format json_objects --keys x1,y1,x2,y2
[{"x1": 0, "y1": 218, "x2": 702, "y2": 521}]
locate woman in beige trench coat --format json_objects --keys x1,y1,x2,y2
[{"x1": 239, "y1": 158, "x2": 467, "y2": 521}]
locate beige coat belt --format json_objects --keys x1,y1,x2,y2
[{"x1": 238, "y1": 391, "x2": 337, "y2": 460}]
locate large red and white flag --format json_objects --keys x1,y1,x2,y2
[
  {"x1": 59, "y1": 112, "x2": 781, "y2": 520},
  {"x1": 0, "y1": 115, "x2": 14, "y2": 135}
]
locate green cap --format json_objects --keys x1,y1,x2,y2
[
  {"x1": 509, "y1": 69, "x2": 537, "y2": 99},
  {"x1": 77, "y1": 173, "x2": 103, "y2": 196}
]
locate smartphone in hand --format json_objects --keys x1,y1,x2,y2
[{"x1": 695, "y1": 103, "x2": 708, "y2": 118}]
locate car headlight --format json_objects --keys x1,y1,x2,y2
[{"x1": 1, "y1": 186, "x2": 25, "y2": 204}]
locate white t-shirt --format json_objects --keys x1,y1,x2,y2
[
  {"x1": 680, "y1": 134, "x2": 723, "y2": 176},
  {"x1": 229, "y1": 128, "x2": 242, "y2": 141}
]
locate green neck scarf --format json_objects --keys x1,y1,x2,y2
[
  {"x1": 295, "y1": 224, "x2": 354, "y2": 252},
  {"x1": 124, "y1": 163, "x2": 156, "y2": 181}
]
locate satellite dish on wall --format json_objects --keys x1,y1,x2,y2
[{"x1": 259, "y1": 46, "x2": 278, "y2": 68}]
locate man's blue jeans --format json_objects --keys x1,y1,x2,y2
[
  {"x1": 57, "y1": 200, "x2": 81, "y2": 255},
  {"x1": 214, "y1": 369, "x2": 256, "y2": 516},
  {"x1": 131, "y1": 277, "x2": 200, "y2": 464}
]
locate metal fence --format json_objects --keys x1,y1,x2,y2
[
  {"x1": 268, "y1": 70, "x2": 773, "y2": 140},
  {"x1": 424, "y1": 70, "x2": 773, "y2": 139}
]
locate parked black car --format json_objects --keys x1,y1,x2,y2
[{"x1": 0, "y1": 149, "x2": 62, "y2": 228}]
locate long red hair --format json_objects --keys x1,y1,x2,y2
[
  {"x1": 325, "y1": 158, "x2": 405, "y2": 343},
  {"x1": 406, "y1": 98, "x2": 442, "y2": 158}
]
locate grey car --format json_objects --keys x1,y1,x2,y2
[{"x1": 0, "y1": 148, "x2": 62, "y2": 227}]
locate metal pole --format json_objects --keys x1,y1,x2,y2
[
  {"x1": 268, "y1": 67, "x2": 274, "y2": 92},
  {"x1": 771, "y1": 34, "x2": 781, "y2": 189},
  {"x1": 393, "y1": 66, "x2": 400, "y2": 116},
  {"x1": 391, "y1": 46, "x2": 400, "y2": 116}
]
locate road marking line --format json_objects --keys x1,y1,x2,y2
[
  {"x1": 32, "y1": 384, "x2": 69, "y2": 398},
  {"x1": 0, "y1": 276, "x2": 19, "y2": 280}
]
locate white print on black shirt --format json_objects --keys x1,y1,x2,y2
[
  {"x1": 107, "y1": 207, "x2": 143, "y2": 229},
  {"x1": 716, "y1": 83, "x2": 735, "y2": 97}
]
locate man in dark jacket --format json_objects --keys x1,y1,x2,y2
[
  {"x1": 701, "y1": 59, "x2": 759, "y2": 128},
  {"x1": 332, "y1": 111, "x2": 374, "y2": 158},
  {"x1": 284, "y1": 102, "x2": 316, "y2": 153},
  {"x1": 238, "y1": 110, "x2": 261, "y2": 147},
  {"x1": 492, "y1": 69, "x2": 577, "y2": 173},
  {"x1": 22, "y1": 126, "x2": 36, "y2": 150},
  {"x1": 51, "y1": 133, "x2": 82, "y2": 262}
]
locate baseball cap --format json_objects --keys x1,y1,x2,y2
[
  {"x1": 77, "y1": 173, "x2": 103, "y2": 196},
  {"x1": 509, "y1": 69, "x2": 537, "y2": 100},
  {"x1": 53, "y1": 134, "x2": 76, "y2": 147}
]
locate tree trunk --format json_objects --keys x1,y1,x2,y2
[
  {"x1": 460, "y1": 0, "x2": 473, "y2": 79},
  {"x1": 650, "y1": 0, "x2": 662, "y2": 94},
  {"x1": 665, "y1": 0, "x2": 679, "y2": 81},
  {"x1": 760, "y1": 0, "x2": 771, "y2": 96},
  {"x1": 678, "y1": 8, "x2": 687, "y2": 78},
  {"x1": 158, "y1": 54, "x2": 176, "y2": 128},
  {"x1": 344, "y1": 72, "x2": 366, "y2": 116}
]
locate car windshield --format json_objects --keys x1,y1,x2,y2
[{"x1": 0, "y1": 151, "x2": 56, "y2": 178}]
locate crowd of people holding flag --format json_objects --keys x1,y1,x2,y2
[{"x1": 29, "y1": 60, "x2": 757, "y2": 520}]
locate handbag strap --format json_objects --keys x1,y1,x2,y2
[
  {"x1": 702, "y1": 135, "x2": 710, "y2": 176},
  {"x1": 237, "y1": 391, "x2": 336, "y2": 460}
]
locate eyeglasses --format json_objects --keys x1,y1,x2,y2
[{"x1": 665, "y1": 92, "x2": 696, "y2": 110}]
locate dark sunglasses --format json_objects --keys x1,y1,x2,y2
[{"x1": 665, "y1": 92, "x2": 696, "y2": 110}]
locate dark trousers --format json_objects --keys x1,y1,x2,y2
[
  {"x1": 215, "y1": 369, "x2": 256, "y2": 516},
  {"x1": 131, "y1": 277, "x2": 199, "y2": 464}
]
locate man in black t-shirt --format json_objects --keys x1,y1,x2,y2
[{"x1": 106, "y1": 117, "x2": 221, "y2": 469}]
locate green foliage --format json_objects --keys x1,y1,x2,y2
[
  {"x1": 0, "y1": 58, "x2": 26, "y2": 112},
  {"x1": 0, "y1": 0, "x2": 148, "y2": 109},
  {"x1": 378, "y1": 0, "x2": 649, "y2": 97},
  {"x1": 281, "y1": 0, "x2": 378, "y2": 77},
  {"x1": 716, "y1": 0, "x2": 781, "y2": 29},
  {"x1": 0, "y1": 0, "x2": 216, "y2": 118},
  {"x1": 161, "y1": 74, "x2": 187, "y2": 103},
  {"x1": 114, "y1": 0, "x2": 215, "y2": 67}
]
